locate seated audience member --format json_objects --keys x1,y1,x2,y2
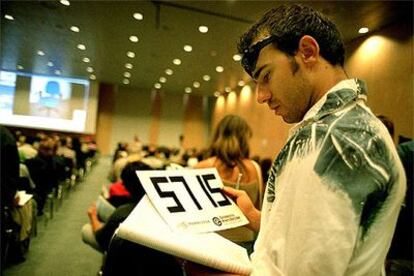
[
  {"x1": 25, "y1": 137, "x2": 59, "y2": 215},
  {"x1": 387, "y1": 140, "x2": 414, "y2": 274},
  {"x1": 195, "y1": 114, "x2": 263, "y2": 254},
  {"x1": 17, "y1": 135, "x2": 38, "y2": 162},
  {"x1": 82, "y1": 161, "x2": 151, "y2": 252},
  {"x1": 108, "y1": 142, "x2": 142, "y2": 182}
]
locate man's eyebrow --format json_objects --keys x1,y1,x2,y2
[{"x1": 253, "y1": 64, "x2": 266, "y2": 80}]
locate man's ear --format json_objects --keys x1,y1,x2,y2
[{"x1": 297, "y1": 35, "x2": 320, "y2": 65}]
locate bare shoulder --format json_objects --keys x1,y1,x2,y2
[{"x1": 194, "y1": 157, "x2": 215, "y2": 169}]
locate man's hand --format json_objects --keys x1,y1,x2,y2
[{"x1": 223, "y1": 186, "x2": 261, "y2": 232}]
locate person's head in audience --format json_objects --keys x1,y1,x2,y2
[
  {"x1": 121, "y1": 161, "x2": 152, "y2": 201},
  {"x1": 209, "y1": 114, "x2": 252, "y2": 168},
  {"x1": 38, "y1": 138, "x2": 56, "y2": 159}
]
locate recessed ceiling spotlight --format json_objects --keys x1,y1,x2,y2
[
  {"x1": 358, "y1": 27, "x2": 369, "y2": 34},
  {"x1": 77, "y1": 44, "x2": 86, "y2": 50},
  {"x1": 37, "y1": 50, "x2": 45, "y2": 56},
  {"x1": 125, "y1": 63, "x2": 133, "y2": 69},
  {"x1": 202, "y1": 75, "x2": 210, "y2": 81},
  {"x1": 127, "y1": 51, "x2": 135, "y2": 58},
  {"x1": 133, "y1": 13, "x2": 143, "y2": 20},
  {"x1": 124, "y1": 72, "x2": 131, "y2": 78},
  {"x1": 17, "y1": 65, "x2": 24, "y2": 70},
  {"x1": 70, "y1": 26, "x2": 80, "y2": 32},
  {"x1": 173, "y1": 59, "x2": 181, "y2": 65},
  {"x1": 183, "y1": 45, "x2": 192, "y2": 52},
  {"x1": 238, "y1": 80, "x2": 245, "y2": 87},
  {"x1": 129, "y1": 35, "x2": 139, "y2": 43},
  {"x1": 165, "y1": 69, "x2": 173, "y2": 75},
  {"x1": 185, "y1": 87, "x2": 192, "y2": 93},
  {"x1": 214, "y1": 91, "x2": 221, "y2": 97},
  {"x1": 159, "y1": 77, "x2": 167, "y2": 83},
  {"x1": 154, "y1": 83, "x2": 162, "y2": 89},
  {"x1": 47, "y1": 61, "x2": 54, "y2": 67},
  {"x1": 90, "y1": 74, "x2": 96, "y2": 80},
  {"x1": 225, "y1": 87, "x2": 232, "y2": 93},
  {"x1": 123, "y1": 79, "x2": 130, "y2": 84},
  {"x1": 55, "y1": 69, "x2": 61, "y2": 75},
  {"x1": 4, "y1": 14, "x2": 14, "y2": 21},
  {"x1": 60, "y1": 0, "x2": 70, "y2": 6},
  {"x1": 198, "y1": 25, "x2": 208, "y2": 33},
  {"x1": 233, "y1": 54, "x2": 242, "y2": 61},
  {"x1": 86, "y1": 67, "x2": 94, "y2": 73},
  {"x1": 193, "y1": 81, "x2": 200, "y2": 88},
  {"x1": 82, "y1": 57, "x2": 90, "y2": 63},
  {"x1": 215, "y1": 66, "x2": 224, "y2": 73}
]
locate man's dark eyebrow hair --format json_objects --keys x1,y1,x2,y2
[{"x1": 253, "y1": 65, "x2": 266, "y2": 80}]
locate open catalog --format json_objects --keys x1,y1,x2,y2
[{"x1": 116, "y1": 168, "x2": 253, "y2": 275}]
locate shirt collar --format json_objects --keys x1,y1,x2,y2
[{"x1": 289, "y1": 79, "x2": 367, "y2": 136}]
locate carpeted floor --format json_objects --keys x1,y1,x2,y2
[{"x1": 3, "y1": 157, "x2": 111, "y2": 276}]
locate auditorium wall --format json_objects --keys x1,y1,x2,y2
[{"x1": 95, "y1": 85, "x2": 210, "y2": 155}]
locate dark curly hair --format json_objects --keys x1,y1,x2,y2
[{"x1": 238, "y1": 4, "x2": 345, "y2": 67}]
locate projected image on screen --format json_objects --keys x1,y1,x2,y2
[
  {"x1": 0, "y1": 70, "x2": 94, "y2": 133},
  {"x1": 27, "y1": 77, "x2": 71, "y2": 118}
]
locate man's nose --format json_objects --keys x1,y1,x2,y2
[{"x1": 256, "y1": 84, "x2": 271, "y2": 104}]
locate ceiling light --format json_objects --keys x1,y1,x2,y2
[
  {"x1": 183, "y1": 45, "x2": 192, "y2": 52},
  {"x1": 202, "y1": 75, "x2": 210, "y2": 81},
  {"x1": 358, "y1": 27, "x2": 369, "y2": 34},
  {"x1": 77, "y1": 44, "x2": 86, "y2": 50},
  {"x1": 70, "y1": 26, "x2": 80, "y2": 32},
  {"x1": 127, "y1": 51, "x2": 135, "y2": 58},
  {"x1": 82, "y1": 57, "x2": 90, "y2": 63},
  {"x1": 47, "y1": 61, "x2": 54, "y2": 67},
  {"x1": 185, "y1": 87, "x2": 192, "y2": 93},
  {"x1": 4, "y1": 14, "x2": 14, "y2": 20},
  {"x1": 214, "y1": 91, "x2": 221, "y2": 97},
  {"x1": 90, "y1": 74, "x2": 96, "y2": 80},
  {"x1": 37, "y1": 50, "x2": 45, "y2": 56},
  {"x1": 125, "y1": 63, "x2": 133, "y2": 69},
  {"x1": 17, "y1": 65, "x2": 24, "y2": 70},
  {"x1": 198, "y1": 25, "x2": 208, "y2": 33},
  {"x1": 154, "y1": 83, "x2": 161, "y2": 89},
  {"x1": 86, "y1": 67, "x2": 94, "y2": 73},
  {"x1": 129, "y1": 35, "x2": 139, "y2": 43},
  {"x1": 159, "y1": 77, "x2": 167, "y2": 83},
  {"x1": 165, "y1": 69, "x2": 173, "y2": 75},
  {"x1": 225, "y1": 87, "x2": 232, "y2": 93},
  {"x1": 238, "y1": 80, "x2": 245, "y2": 86},
  {"x1": 215, "y1": 66, "x2": 224, "y2": 73},
  {"x1": 173, "y1": 59, "x2": 181, "y2": 65},
  {"x1": 193, "y1": 81, "x2": 200, "y2": 88},
  {"x1": 123, "y1": 79, "x2": 130, "y2": 84},
  {"x1": 124, "y1": 72, "x2": 131, "y2": 78},
  {"x1": 55, "y1": 70, "x2": 61, "y2": 75},
  {"x1": 233, "y1": 54, "x2": 242, "y2": 61},
  {"x1": 133, "y1": 13, "x2": 143, "y2": 20},
  {"x1": 60, "y1": 0, "x2": 70, "y2": 6}
]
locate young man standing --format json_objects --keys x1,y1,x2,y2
[{"x1": 186, "y1": 4, "x2": 406, "y2": 276}]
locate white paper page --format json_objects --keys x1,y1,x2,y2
[{"x1": 117, "y1": 196, "x2": 252, "y2": 275}]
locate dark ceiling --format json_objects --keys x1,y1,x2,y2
[{"x1": 1, "y1": 1, "x2": 412, "y2": 97}]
